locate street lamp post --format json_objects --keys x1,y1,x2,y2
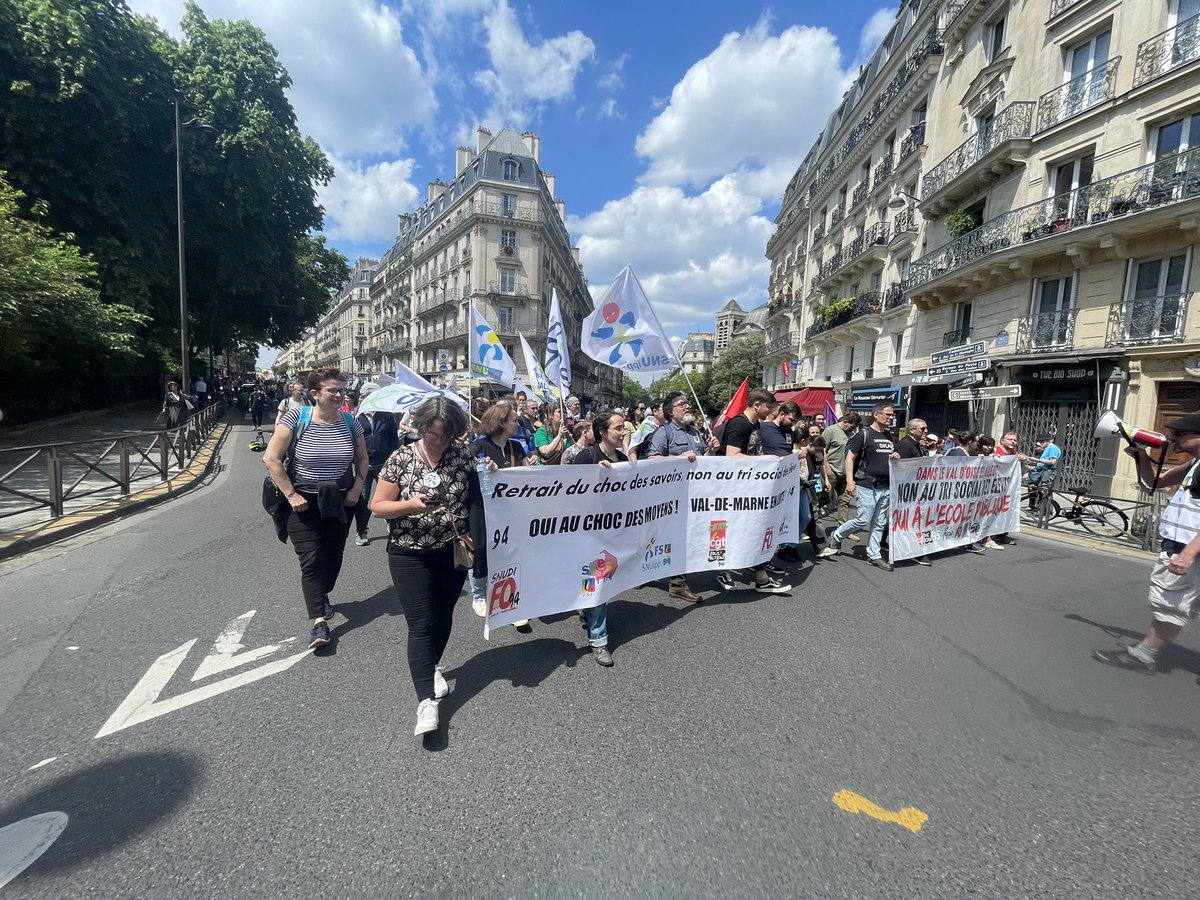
[{"x1": 174, "y1": 98, "x2": 214, "y2": 395}]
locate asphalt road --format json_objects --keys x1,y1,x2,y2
[{"x1": 1, "y1": 424, "x2": 1198, "y2": 897}]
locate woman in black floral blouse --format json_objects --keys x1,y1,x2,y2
[{"x1": 371, "y1": 396, "x2": 477, "y2": 738}]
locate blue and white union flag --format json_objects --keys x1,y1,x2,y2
[
  {"x1": 581, "y1": 265, "x2": 680, "y2": 373},
  {"x1": 469, "y1": 305, "x2": 516, "y2": 387},
  {"x1": 545, "y1": 289, "x2": 571, "y2": 391}
]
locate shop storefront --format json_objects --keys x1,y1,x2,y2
[{"x1": 847, "y1": 386, "x2": 909, "y2": 427}]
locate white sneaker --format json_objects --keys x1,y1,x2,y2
[
  {"x1": 414, "y1": 698, "x2": 439, "y2": 736},
  {"x1": 983, "y1": 537, "x2": 1003, "y2": 551},
  {"x1": 433, "y1": 667, "x2": 448, "y2": 699},
  {"x1": 817, "y1": 545, "x2": 840, "y2": 559},
  {"x1": 471, "y1": 596, "x2": 486, "y2": 617}
]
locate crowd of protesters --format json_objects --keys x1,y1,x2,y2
[{"x1": 261, "y1": 368, "x2": 1078, "y2": 740}]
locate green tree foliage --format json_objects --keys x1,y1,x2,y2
[
  {"x1": 646, "y1": 368, "x2": 711, "y2": 416},
  {"x1": 0, "y1": 173, "x2": 147, "y2": 382},
  {"x1": 620, "y1": 374, "x2": 648, "y2": 407},
  {"x1": 0, "y1": 0, "x2": 346, "y2": 398},
  {"x1": 704, "y1": 332, "x2": 764, "y2": 412}
]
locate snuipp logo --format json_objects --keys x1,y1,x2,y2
[
  {"x1": 642, "y1": 534, "x2": 672, "y2": 573},
  {"x1": 581, "y1": 549, "x2": 619, "y2": 594}
]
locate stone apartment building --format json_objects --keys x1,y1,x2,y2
[
  {"x1": 273, "y1": 256, "x2": 376, "y2": 377},
  {"x1": 274, "y1": 128, "x2": 621, "y2": 406},
  {"x1": 765, "y1": 0, "x2": 1200, "y2": 497}
]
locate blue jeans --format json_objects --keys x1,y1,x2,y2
[
  {"x1": 832, "y1": 484, "x2": 891, "y2": 561},
  {"x1": 584, "y1": 603, "x2": 608, "y2": 647}
]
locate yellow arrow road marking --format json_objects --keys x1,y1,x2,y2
[{"x1": 832, "y1": 790, "x2": 928, "y2": 833}]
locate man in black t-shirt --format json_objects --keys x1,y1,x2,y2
[
  {"x1": 716, "y1": 389, "x2": 792, "y2": 594},
  {"x1": 819, "y1": 402, "x2": 896, "y2": 571},
  {"x1": 893, "y1": 418, "x2": 932, "y2": 567}
]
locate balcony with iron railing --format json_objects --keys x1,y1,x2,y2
[
  {"x1": 942, "y1": 326, "x2": 972, "y2": 348},
  {"x1": 830, "y1": 204, "x2": 845, "y2": 227},
  {"x1": 873, "y1": 154, "x2": 894, "y2": 187},
  {"x1": 803, "y1": 27, "x2": 943, "y2": 205},
  {"x1": 1135, "y1": 15, "x2": 1200, "y2": 87},
  {"x1": 805, "y1": 291, "x2": 884, "y2": 342},
  {"x1": 907, "y1": 148, "x2": 1200, "y2": 296},
  {"x1": 486, "y1": 279, "x2": 535, "y2": 298},
  {"x1": 899, "y1": 122, "x2": 925, "y2": 163},
  {"x1": 891, "y1": 205, "x2": 919, "y2": 242},
  {"x1": 921, "y1": 102, "x2": 1035, "y2": 216},
  {"x1": 851, "y1": 180, "x2": 870, "y2": 209},
  {"x1": 813, "y1": 222, "x2": 890, "y2": 289},
  {"x1": 889, "y1": 364, "x2": 902, "y2": 376},
  {"x1": 811, "y1": 222, "x2": 825, "y2": 244},
  {"x1": 760, "y1": 332, "x2": 800, "y2": 358},
  {"x1": 1035, "y1": 57, "x2": 1121, "y2": 133},
  {"x1": 1105, "y1": 293, "x2": 1191, "y2": 347},
  {"x1": 1016, "y1": 309, "x2": 1079, "y2": 353},
  {"x1": 1048, "y1": 0, "x2": 1088, "y2": 20},
  {"x1": 883, "y1": 282, "x2": 910, "y2": 311}
]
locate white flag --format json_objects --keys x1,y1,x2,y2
[
  {"x1": 518, "y1": 334, "x2": 557, "y2": 403},
  {"x1": 545, "y1": 289, "x2": 571, "y2": 391},
  {"x1": 358, "y1": 362, "x2": 467, "y2": 414},
  {"x1": 469, "y1": 305, "x2": 516, "y2": 387},
  {"x1": 582, "y1": 265, "x2": 680, "y2": 373}
]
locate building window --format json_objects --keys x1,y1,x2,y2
[
  {"x1": 1124, "y1": 253, "x2": 1189, "y2": 343},
  {"x1": 499, "y1": 306, "x2": 515, "y2": 330},
  {"x1": 1050, "y1": 152, "x2": 1094, "y2": 219},
  {"x1": 987, "y1": 14, "x2": 1006, "y2": 63},
  {"x1": 501, "y1": 229, "x2": 516, "y2": 255},
  {"x1": 503, "y1": 159, "x2": 519, "y2": 181},
  {"x1": 500, "y1": 268, "x2": 515, "y2": 294},
  {"x1": 1154, "y1": 111, "x2": 1200, "y2": 160},
  {"x1": 1030, "y1": 274, "x2": 1077, "y2": 347},
  {"x1": 1063, "y1": 29, "x2": 1111, "y2": 119},
  {"x1": 501, "y1": 193, "x2": 518, "y2": 217},
  {"x1": 357, "y1": 324, "x2": 365, "y2": 336},
  {"x1": 358, "y1": 305, "x2": 364, "y2": 317}
]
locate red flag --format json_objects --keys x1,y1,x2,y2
[
  {"x1": 712, "y1": 377, "x2": 749, "y2": 431},
  {"x1": 782, "y1": 360, "x2": 791, "y2": 379}
]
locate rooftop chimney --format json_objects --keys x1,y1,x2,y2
[
  {"x1": 455, "y1": 146, "x2": 475, "y2": 176},
  {"x1": 522, "y1": 131, "x2": 540, "y2": 163},
  {"x1": 477, "y1": 126, "x2": 492, "y2": 153}
]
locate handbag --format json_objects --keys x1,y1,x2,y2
[{"x1": 452, "y1": 531, "x2": 474, "y2": 571}]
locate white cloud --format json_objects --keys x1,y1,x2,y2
[
  {"x1": 320, "y1": 157, "x2": 421, "y2": 245},
  {"x1": 569, "y1": 175, "x2": 773, "y2": 332},
  {"x1": 473, "y1": 0, "x2": 595, "y2": 128},
  {"x1": 635, "y1": 18, "x2": 849, "y2": 198},
  {"x1": 599, "y1": 98, "x2": 621, "y2": 119},
  {"x1": 127, "y1": 0, "x2": 437, "y2": 157},
  {"x1": 856, "y1": 7, "x2": 899, "y2": 66},
  {"x1": 597, "y1": 53, "x2": 629, "y2": 91}
]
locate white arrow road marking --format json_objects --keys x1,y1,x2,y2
[
  {"x1": 94, "y1": 640, "x2": 311, "y2": 740},
  {"x1": 190, "y1": 610, "x2": 280, "y2": 681},
  {"x1": 26, "y1": 758, "x2": 57, "y2": 772},
  {"x1": 0, "y1": 812, "x2": 68, "y2": 889}
]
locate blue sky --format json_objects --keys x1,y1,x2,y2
[{"x1": 128, "y1": 0, "x2": 897, "y2": 363}]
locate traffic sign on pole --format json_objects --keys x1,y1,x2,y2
[
  {"x1": 930, "y1": 341, "x2": 987, "y2": 367},
  {"x1": 949, "y1": 385, "x2": 1022, "y2": 401},
  {"x1": 927, "y1": 357, "x2": 990, "y2": 377}
]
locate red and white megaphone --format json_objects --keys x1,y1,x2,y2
[{"x1": 1094, "y1": 411, "x2": 1169, "y2": 448}]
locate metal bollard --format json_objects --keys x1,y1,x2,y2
[
  {"x1": 47, "y1": 450, "x2": 63, "y2": 518},
  {"x1": 119, "y1": 439, "x2": 131, "y2": 495}
]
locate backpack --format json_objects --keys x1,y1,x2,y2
[{"x1": 287, "y1": 406, "x2": 356, "y2": 474}]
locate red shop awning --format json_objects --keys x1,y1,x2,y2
[{"x1": 773, "y1": 386, "x2": 834, "y2": 416}]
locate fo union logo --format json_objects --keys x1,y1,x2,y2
[
  {"x1": 488, "y1": 566, "x2": 521, "y2": 616},
  {"x1": 708, "y1": 520, "x2": 728, "y2": 563},
  {"x1": 581, "y1": 549, "x2": 619, "y2": 594},
  {"x1": 761, "y1": 527, "x2": 774, "y2": 552}
]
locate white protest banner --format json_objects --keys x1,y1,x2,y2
[
  {"x1": 480, "y1": 455, "x2": 801, "y2": 633},
  {"x1": 887, "y1": 456, "x2": 1021, "y2": 561}
]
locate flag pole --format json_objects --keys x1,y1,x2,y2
[{"x1": 679, "y1": 369, "x2": 710, "y2": 432}]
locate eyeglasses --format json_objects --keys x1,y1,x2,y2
[{"x1": 323, "y1": 386, "x2": 346, "y2": 395}]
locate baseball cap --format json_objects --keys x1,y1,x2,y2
[{"x1": 923, "y1": 433, "x2": 939, "y2": 443}]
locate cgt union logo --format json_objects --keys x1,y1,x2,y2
[
  {"x1": 488, "y1": 566, "x2": 521, "y2": 616},
  {"x1": 581, "y1": 549, "x2": 619, "y2": 594},
  {"x1": 708, "y1": 520, "x2": 728, "y2": 563}
]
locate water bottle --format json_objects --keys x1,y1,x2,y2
[{"x1": 476, "y1": 451, "x2": 490, "y2": 490}]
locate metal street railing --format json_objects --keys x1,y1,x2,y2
[{"x1": 0, "y1": 404, "x2": 225, "y2": 525}]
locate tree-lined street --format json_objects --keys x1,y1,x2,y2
[{"x1": 1, "y1": 422, "x2": 1198, "y2": 896}]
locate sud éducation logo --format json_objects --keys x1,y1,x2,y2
[
  {"x1": 580, "y1": 550, "x2": 619, "y2": 594},
  {"x1": 642, "y1": 535, "x2": 671, "y2": 573},
  {"x1": 708, "y1": 520, "x2": 728, "y2": 563}
]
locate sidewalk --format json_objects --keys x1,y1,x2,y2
[{"x1": 0, "y1": 402, "x2": 245, "y2": 559}]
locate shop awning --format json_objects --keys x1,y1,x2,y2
[{"x1": 774, "y1": 386, "x2": 834, "y2": 416}]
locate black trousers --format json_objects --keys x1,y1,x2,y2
[
  {"x1": 251, "y1": 408, "x2": 264, "y2": 428},
  {"x1": 353, "y1": 464, "x2": 382, "y2": 534},
  {"x1": 388, "y1": 545, "x2": 467, "y2": 702},
  {"x1": 286, "y1": 505, "x2": 353, "y2": 619}
]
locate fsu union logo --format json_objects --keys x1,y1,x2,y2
[
  {"x1": 708, "y1": 520, "x2": 728, "y2": 563},
  {"x1": 642, "y1": 535, "x2": 672, "y2": 573},
  {"x1": 581, "y1": 549, "x2": 619, "y2": 594},
  {"x1": 488, "y1": 566, "x2": 521, "y2": 617}
]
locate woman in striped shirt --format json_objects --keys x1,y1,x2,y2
[{"x1": 264, "y1": 367, "x2": 368, "y2": 649}]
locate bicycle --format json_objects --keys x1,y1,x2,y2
[{"x1": 1019, "y1": 482, "x2": 1129, "y2": 538}]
